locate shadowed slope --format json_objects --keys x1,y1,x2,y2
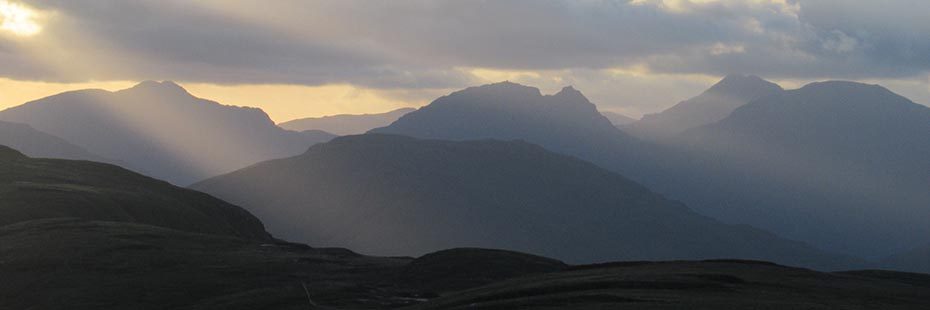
[
  {"x1": 666, "y1": 81, "x2": 930, "y2": 258},
  {"x1": 0, "y1": 146, "x2": 269, "y2": 240},
  {"x1": 193, "y1": 134, "x2": 855, "y2": 269}
]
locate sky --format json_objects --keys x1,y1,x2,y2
[{"x1": 0, "y1": 0, "x2": 928, "y2": 122}]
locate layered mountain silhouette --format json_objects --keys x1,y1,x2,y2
[
  {"x1": 627, "y1": 74, "x2": 784, "y2": 140},
  {"x1": 280, "y1": 107, "x2": 416, "y2": 135},
  {"x1": 371, "y1": 80, "x2": 930, "y2": 263},
  {"x1": 193, "y1": 134, "x2": 854, "y2": 269},
  {"x1": 600, "y1": 110, "x2": 637, "y2": 127},
  {"x1": 665, "y1": 81, "x2": 930, "y2": 258},
  {"x1": 0, "y1": 120, "x2": 103, "y2": 161},
  {"x1": 0, "y1": 81, "x2": 336, "y2": 185},
  {"x1": 370, "y1": 82, "x2": 650, "y2": 174},
  {"x1": 0, "y1": 145, "x2": 269, "y2": 240}
]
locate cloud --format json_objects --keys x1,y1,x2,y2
[{"x1": 0, "y1": 0, "x2": 928, "y2": 90}]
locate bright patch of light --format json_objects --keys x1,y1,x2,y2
[{"x1": 0, "y1": 1, "x2": 41, "y2": 36}]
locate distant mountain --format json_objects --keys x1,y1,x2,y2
[
  {"x1": 600, "y1": 110, "x2": 637, "y2": 127},
  {"x1": 193, "y1": 134, "x2": 854, "y2": 269},
  {"x1": 370, "y1": 82, "x2": 648, "y2": 173},
  {"x1": 666, "y1": 81, "x2": 930, "y2": 258},
  {"x1": 280, "y1": 107, "x2": 416, "y2": 135},
  {"x1": 0, "y1": 81, "x2": 336, "y2": 185},
  {"x1": 0, "y1": 145, "x2": 270, "y2": 240},
  {"x1": 0, "y1": 120, "x2": 103, "y2": 161},
  {"x1": 371, "y1": 80, "x2": 930, "y2": 260},
  {"x1": 882, "y1": 243, "x2": 930, "y2": 274},
  {"x1": 627, "y1": 74, "x2": 784, "y2": 140}
]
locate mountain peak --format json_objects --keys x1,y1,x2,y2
[
  {"x1": 709, "y1": 74, "x2": 783, "y2": 94},
  {"x1": 461, "y1": 81, "x2": 543, "y2": 98},
  {"x1": 554, "y1": 85, "x2": 584, "y2": 98},
  {"x1": 799, "y1": 80, "x2": 884, "y2": 92},
  {"x1": 0, "y1": 145, "x2": 27, "y2": 160},
  {"x1": 127, "y1": 80, "x2": 191, "y2": 97}
]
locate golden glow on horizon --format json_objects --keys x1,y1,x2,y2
[
  {"x1": 182, "y1": 83, "x2": 427, "y2": 123},
  {"x1": 0, "y1": 78, "x2": 136, "y2": 108},
  {"x1": 0, "y1": 79, "x2": 430, "y2": 123},
  {"x1": 0, "y1": 1, "x2": 41, "y2": 36}
]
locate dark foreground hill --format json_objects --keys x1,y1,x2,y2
[
  {"x1": 193, "y1": 134, "x2": 853, "y2": 269},
  {"x1": 0, "y1": 81, "x2": 335, "y2": 185},
  {"x1": 280, "y1": 107, "x2": 416, "y2": 135},
  {"x1": 5, "y1": 219, "x2": 927, "y2": 310},
  {"x1": 0, "y1": 145, "x2": 269, "y2": 240},
  {"x1": 0, "y1": 219, "x2": 564, "y2": 310},
  {"x1": 411, "y1": 261, "x2": 930, "y2": 310}
]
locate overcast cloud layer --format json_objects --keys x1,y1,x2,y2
[{"x1": 1, "y1": 0, "x2": 929, "y2": 114}]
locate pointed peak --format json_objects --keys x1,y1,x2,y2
[
  {"x1": 552, "y1": 85, "x2": 591, "y2": 103},
  {"x1": 555, "y1": 85, "x2": 582, "y2": 96}
]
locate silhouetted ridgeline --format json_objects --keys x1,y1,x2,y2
[
  {"x1": 0, "y1": 81, "x2": 335, "y2": 185},
  {"x1": 280, "y1": 107, "x2": 416, "y2": 135},
  {"x1": 0, "y1": 146, "x2": 270, "y2": 240},
  {"x1": 372, "y1": 78, "x2": 930, "y2": 261}
]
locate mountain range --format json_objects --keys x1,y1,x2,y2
[
  {"x1": 0, "y1": 81, "x2": 336, "y2": 185},
  {"x1": 280, "y1": 107, "x2": 416, "y2": 135},
  {"x1": 193, "y1": 134, "x2": 854, "y2": 269},
  {"x1": 371, "y1": 78, "x2": 930, "y2": 260},
  {"x1": 664, "y1": 80, "x2": 930, "y2": 257},
  {"x1": 627, "y1": 74, "x2": 784, "y2": 140}
]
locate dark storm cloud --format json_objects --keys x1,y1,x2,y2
[{"x1": 3, "y1": 0, "x2": 929, "y2": 87}]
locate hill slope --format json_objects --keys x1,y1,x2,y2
[
  {"x1": 280, "y1": 107, "x2": 416, "y2": 135},
  {"x1": 0, "y1": 120, "x2": 103, "y2": 161},
  {"x1": 0, "y1": 145, "x2": 269, "y2": 240},
  {"x1": 0, "y1": 81, "x2": 336, "y2": 184},
  {"x1": 627, "y1": 74, "x2": 784, "y2": 140},
  {"x1": 193, "y1": 134, "x2": 853, "y2": 269},
  {"x1": 4, "y1": 219, "x2": 922, "y2": 309}
]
